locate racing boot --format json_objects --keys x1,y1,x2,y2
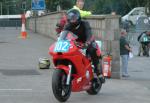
[{"x1": 94, "y1": 62, "x2": 105, "y2": 84}]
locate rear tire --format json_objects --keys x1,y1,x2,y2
[
  {"x1": 86, "y1": 78, "x2": 102, "y2": 95},
  {"x1": 52, "y1": 69, "x2": 71, "y2": 102}
]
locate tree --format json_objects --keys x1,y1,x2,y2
[
  {"x1": 145, "y1": 0, "x2": 150, "y2": 16},
  {"x1": 46, "y1": 0, "x2": 73, "y2": 12},
  {"x1": 0, "y1": 0, "x2": 32, "y2": 15},
  {"x1": 84, "y1": 0, "x2": 150, "y2": 16},
  {"x1": 1, "y1": 0, "x2": 150, "y2": 15}
]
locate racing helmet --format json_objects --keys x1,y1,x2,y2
[
  {"x1": 67, "y1": 9, "x2": 81, "y2": 25},
  {"x1": 38, "y1": 57, "x2": 50, "y2": 69}
]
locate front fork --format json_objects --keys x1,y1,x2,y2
[{"x1": 66, "y1": 65, "x2": 72, "y2": 85}]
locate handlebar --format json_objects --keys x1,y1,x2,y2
[{"x1": 74, "y1": 41, "x2": 88, "y2": 49}]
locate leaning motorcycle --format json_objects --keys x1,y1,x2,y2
[{"x1": 49, "y1": 30, "x2": 103, "y2": 102}]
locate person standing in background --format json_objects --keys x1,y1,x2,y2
[
  {"x1": 137, "y1": 31, "x2": 150, "y2": 57},
  {"x1": 73, "y1": 0, "x2": 92, "y2": 18},
  {"x1": 120, "y1": 29, "x2": 132, "y2": 77}
]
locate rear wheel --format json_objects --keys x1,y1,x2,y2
[
  {"x1": 52, "y1": 69, "x2": 71, "y2": 102},
  {"x1": 86, "y1": 78, "x2": 102, "y2": 95}
]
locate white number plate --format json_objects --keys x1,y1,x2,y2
[{"x1": 54, "y1": 40, "x2": 70, "y2": 52}]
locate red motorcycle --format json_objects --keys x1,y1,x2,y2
[{"x1": 49, "y1": 30, "x2": 103, "y2": 102}]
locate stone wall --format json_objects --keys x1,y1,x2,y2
[
  {"x1": 26, "y1": 12, "x2": 121, "y2": 79},
  {"x1": 26, "y1": 12, "x2": 62, "y2": 40},
  {"x1": 86, "y1": 15, "x2": 121, "y2": 78}
]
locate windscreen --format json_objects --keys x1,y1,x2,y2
[{"x1": 58, "y1": 30, "x2": 78, "y2": 41}]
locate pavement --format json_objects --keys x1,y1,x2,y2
[{"x1": 0, "y1": 27, "x2": 150, "y2": 103}]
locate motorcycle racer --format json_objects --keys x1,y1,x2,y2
[{"x1": 64, "y1": 9, "x2": 105, "y2": 83}]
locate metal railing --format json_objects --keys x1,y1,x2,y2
[{"x1": 0, "y1": 19, "x2": 21, "y2": 28}]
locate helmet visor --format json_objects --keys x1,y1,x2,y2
[{"x1": 67, "y1": 12, "x2": 79, "y2": 23}]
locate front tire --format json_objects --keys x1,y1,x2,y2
[
  {"x1": 86, "y1": 78, "x2": 102, "y2": 95},
  {"x1": 52, "y1": 69, "x2": 71, "y2": 102}
]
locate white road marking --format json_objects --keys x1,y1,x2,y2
[{"x1": 0, "y1": 89, "x2": 32, "y2": 91}]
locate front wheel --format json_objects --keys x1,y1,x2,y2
[
  {"x1": 52, "y1": 69, "x2": 71, "y2": 102},
  {"x1": 86, "y1": 78, "x2": 102, "y2": 95}
]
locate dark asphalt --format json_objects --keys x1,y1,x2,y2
[{"x1": 0, "y1": 27, "x2": 150, "y2": 103}]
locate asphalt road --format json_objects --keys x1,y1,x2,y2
[{"x1": 0, "y1": 28, "x2": 150, "y2": 103}]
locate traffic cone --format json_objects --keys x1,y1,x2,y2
[
  {"x1": 21, "y1": 23, "x2": 27, "y2": 39},
  {"x1": 18, "y1": 14, "x2": 28, "y2": 39}
]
